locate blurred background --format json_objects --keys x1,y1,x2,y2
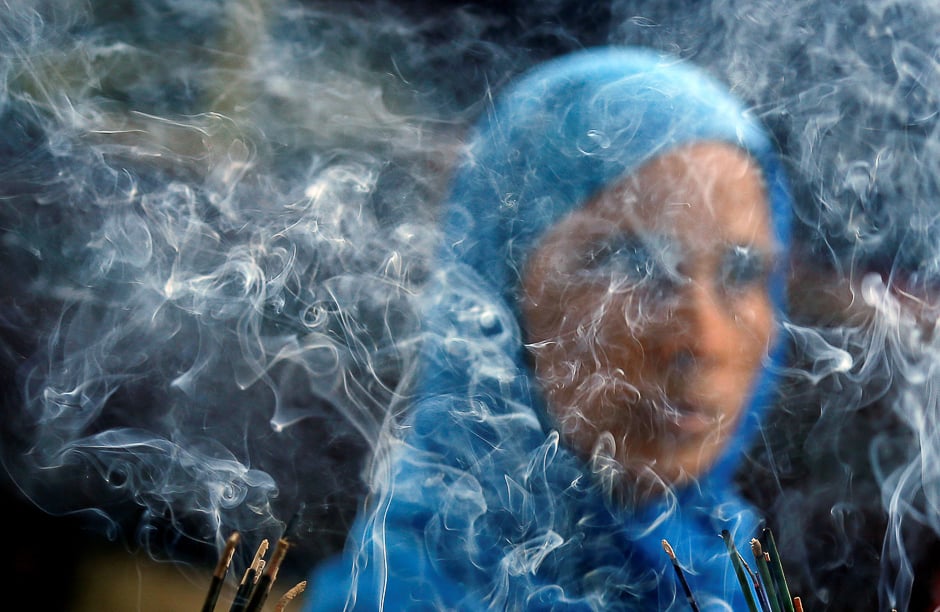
[{"x1": 2, "y1": 1, "x2": 940, "y2": 609}]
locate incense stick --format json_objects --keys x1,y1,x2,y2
[
  {"x1": 751, "y1": 539, "x2": 782, "y2": 612},
  {"x1": 229, "y1": 539, "x2": 269, "y2": 612},
  {"x1": 202, "y1": 531, "x2": 240, "y2": 612},
  {"x1": 284, "y1": 503, "x2": 305, "y2": 539},
  {"x1": 766, "y1": 552, "x2": 789, "y2": 612},
  {"x1": 762, "y1": 528, "x2": 795, "y2": 612},
  {"x1": 274, "y1": 580, "x2": 307, "y2": 612},
  {"x1": 793, "y1": 596, "x2": 803, "y2": 612},
  {"x1": 662, "y1": 539, "x2": 701, "y2": 612},
  {"x1": 228, "y1": 567, "x2": 256, "y2": 612},
  {"x1": 721, "y1": 530, "x2": 760, "y2": 612},
  {"x1": 739, "y1": 554, "x2": 772, "y2": 612},
  {"x1": 244, "y1": 536, "x2": 291, "y2": 612}
]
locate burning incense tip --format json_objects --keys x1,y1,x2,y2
[
  {"x1": 244, "y1": 537, "x2": 292, "y2": 612},
  {"x1": 264, "y1": 538, "x2": 291, "y2": 582},
  {"x1": 216, "y1": 532, "x2": 241, "y2": 578},
  {"x1": 662, "y1": 539, "x2": 701, "y2": 612},
  {"x1": 662, "y1": 539, "x2": 676, "y2": 559},
  {"x1": 750, "y1": 538, "x2": 764, "y2": 557},
  {"x1": 274, "y1": 580, "x2": 308, "y2": 612},
  {"x1": 251, "y1": 539, "x2": 270, "y2": 569},
  {"x1": 201, "y1": 531, "x2": 241, "y2": 612}
]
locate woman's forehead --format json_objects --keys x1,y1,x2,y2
[{"x1": 542, "y1": 143, "x2": 774, "y2": 249}]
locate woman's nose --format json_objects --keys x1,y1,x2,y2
[{"x1": 655, "y1": 278, "x2": 735, "y2": 363}]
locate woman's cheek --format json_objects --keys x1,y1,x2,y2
[{"x1": 736, "y1": 292, "x2": 776, "y2": 351}]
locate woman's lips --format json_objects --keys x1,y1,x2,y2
[
  {"x1": 661, "y1": 400, "x2": 716, "y2": 436},
  {"x1": 616, "y1": 393, "x2": 717, "y2": 438}
]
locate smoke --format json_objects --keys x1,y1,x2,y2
[
  {"x1": 1, "y1": 0, "x2": 939, "y2": 609},
  {"x1": 0, "y1": 0, "x2": 467, "y2": 567}
]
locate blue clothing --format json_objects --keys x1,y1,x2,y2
[{"x1": 305, "y1": 46, "x2": 793, "y2": 611}]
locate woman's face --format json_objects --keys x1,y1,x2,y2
[{"x1": 520, "y1": 142, "x2": 777, "y2": 486}]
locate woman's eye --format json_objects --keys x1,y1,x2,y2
[
  {"x1": 720, "y1": 245, "x2": 769, "y2": 290},
  {"x1": 583, "y1": 238, "x2": 655, "y2": 280}
]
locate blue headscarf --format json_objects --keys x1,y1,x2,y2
[{"x1": 305, "y1": 46, "x2": 792, "y2": 611}]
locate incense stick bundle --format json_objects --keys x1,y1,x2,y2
[
  {"x1": 751, "y1": 539, "x2": 782, "y2": 612},
  {"x1": 721, "y1": 530, "x2": 760, "y2": 612},
  {"x1": 662, "y1": 539, "x2": 701, "y2": 612},
  {"x1": 229, "y1": 539, "x2": 269, "y2": 612},
  {"x1": 244, "y1": 536, "x2": 291, "y2": 612},
  {"x1": 202, "y1": 531, "x2": 241, "y2": 612},
  {"x1": 762, "y1": 529, "x2": 795, "y2": 612}
]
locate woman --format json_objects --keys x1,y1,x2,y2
[{"x1": 305, "y1": 46, "x2": 792, "y2": 611}]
